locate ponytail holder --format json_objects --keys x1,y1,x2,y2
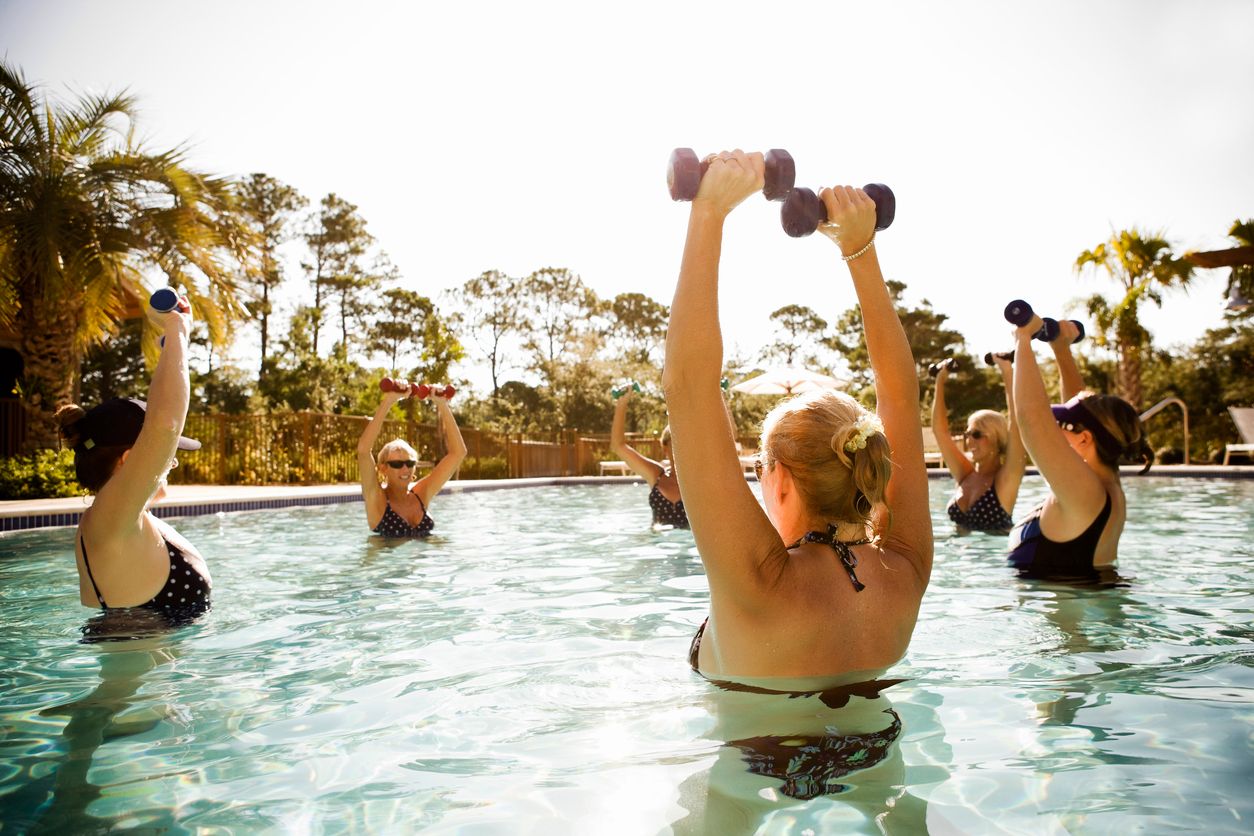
[{"x1": 844, "y1": 413, "x2": 884, "y2": 453}]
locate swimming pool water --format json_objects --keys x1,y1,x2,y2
[{"x1": 1, "y1": 478, "x2": 1251, "y2": 833}]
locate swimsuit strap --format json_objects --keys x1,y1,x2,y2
[
  {"x1": 785, "y1": 525, "x2": 871, "y2": 592},
  {"x1": 79, "y1": 535, "x2": 107, "y2": 608}
]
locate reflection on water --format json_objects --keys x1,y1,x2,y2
[
  {"x1": 8, "y1": 635, "x2": 182, "y2": 834},
  {"x1": 0, "y1": 478, "x2": 1250, "y2": 832}
]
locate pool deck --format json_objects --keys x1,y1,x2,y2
[{"x1": 1, "y1": 465, "x2": 1250, "y2": 534}]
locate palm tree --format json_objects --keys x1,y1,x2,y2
[
  {"x1": 0, "y1": 61, "x2": 253, "y2": 451},
  {"x1": 1075, "y1": 228, "x2": 1193, "y2": 408}
]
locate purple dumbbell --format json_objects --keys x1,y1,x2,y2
[
  {"x1": 667, "y1": 148, "x2": 796, "y2": 202},
  {"x1": 780, "y1": 183, "x2": 896, "y2": 238},
  {"x1": 1004, "y1": 300, "x2": 1085, "y2": 343}
]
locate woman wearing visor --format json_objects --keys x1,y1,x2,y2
[
  {"x1": 1007, "y1": 319, "x2": 1152, "y2": 578},
  {"x1": 357, "y1": 381, "x2": 466, "y2": 537},
  {"x1": 55, "y1": 293, "x2": 211, "y2": 624}
]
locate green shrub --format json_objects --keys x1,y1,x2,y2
[
  {"x1": 0, "y1": 449, "x2": 83, "y2": 499},
  {"x1": 466, "y1": 456, "x2": 509, "y2": 479}
]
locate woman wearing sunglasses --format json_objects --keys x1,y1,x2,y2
[
  {"x1": 609, "y1": 386, "x2": 689, "y2": 529},
  {"x1": 664, "y1": 150, "x2": 932, "y2": 678},
  {"x1": 1007, "y1": 318, "x2": 1151, "y2": 578},
  {"x1": 357, "y1": 382, "x2": 466, "y2": 537},
  {"x1": 930, "y1": 355, "x2": 1025, "y2": 533}
]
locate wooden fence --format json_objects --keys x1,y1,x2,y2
[
  {"x1": 5, "y1": 406, "x2": 758, "y2": 485},
  {"x1": 161, "y1": 413, "x2": 751, "y2": 485}
]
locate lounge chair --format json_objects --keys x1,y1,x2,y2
[
  {"x1": 1223, "y1": 406, "x2": 1254, "y2": 465},
  {"x1": 921, "y1": 427, "x2": 944, "y2": 468}
]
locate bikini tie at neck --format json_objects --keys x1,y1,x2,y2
[{"x1": 786, "y1": 525, "x2": 871, "y2": 592}]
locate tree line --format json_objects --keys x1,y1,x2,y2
[{"x1": 2, "y1": 60, "x2": 1250, "y2": 463}]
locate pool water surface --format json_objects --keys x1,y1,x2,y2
[{"x1": 0, "y1": 478, "x2": 1251, "y2": 833}]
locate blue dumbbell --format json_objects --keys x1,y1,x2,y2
[
  {"x1": 150, "y1": 287, "x2": 180, "y2": 313},
  {"x1": 150, "y1": 288, "x2": 181, "y2": 347}
]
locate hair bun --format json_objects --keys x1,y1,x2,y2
[{"x1": 54, "y1": 404, "x2": 87, "y2": 445}]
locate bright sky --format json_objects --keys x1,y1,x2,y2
[{"x1": 3, "y1": 0, "x2": 1252, "y2": 390}]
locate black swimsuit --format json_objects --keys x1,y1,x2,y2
[
  {"x1": 947, "y1": 483, "x2": 1015, "y2": 532},
  {"x1": 80, "y1": 534, "x2": 211, "y2": 622},
  {"x1": 373, "y1": 495, "x2": 435, "y2": 537},
  {"x1": 1008, "y1": 495, "x2": 1113, "y2": 579},
  {"x1": 648, "y1": 474, "x2": 689, "y2": 529}
]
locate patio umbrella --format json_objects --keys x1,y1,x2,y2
[{"x1": 730, "y1": 366, "x2": 844, "y2": 396}]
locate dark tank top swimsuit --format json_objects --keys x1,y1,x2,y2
[
  {"x1": 373, "y1": 494, "x2": 434, "y2": 537},
  {"x1": 689, "y1": 527, "x2": 870, "y2": 672},
  {"x1": 79, "y1": 534, "x2": 211, "y2": 621},
  {"x1": 648, "y1": 471, "x2": 689, "y2": 529},
  {"x1": 1008, "y1": 495, "x2": 1113, "y2": 579},
  {"x1": 947, "y1": 483, "x2": 1015, "y2": 532}
]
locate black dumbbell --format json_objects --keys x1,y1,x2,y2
[
  {"x1": 983, "y1": 350, "x2": 1015, "y2": 366},
  {"x1": 1004, "y1": 300, "x2": 1086, "y2": 343},
  {"x1": 780, "y1": 183, "x2": 896, "y2": 238},
  {"x1": 927, "y1": 357, "x2": 960, "y2": 378},
  {"x1": 667, "y1": 149, "x2": 795, "y2": 202}
]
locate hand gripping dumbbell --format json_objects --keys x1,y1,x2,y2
[
  {"x1": 611, "y1": 381, "x2": 641, "y2": 400},
  {"x1": 927, "y1": 357, "x2": 960, "y2": 378},
  {"x1": 983, "y1": 350, "x2": 1015, "y2": 366},
  {"x1": 150, "y1": 288, "x2": 187, "y2": 347},
  {"x1": 1003, "y1": 300, "x2": 1086, "y2": 343},
  {"x1": 667, "y1": 148, "x2": 796, "y2": 202},
  {"x1": 780, "y1": 183, "x2": 896, "y2": 238},
  {"x1": 380, "y1": 377, "x2": 421, "y2": 397}
]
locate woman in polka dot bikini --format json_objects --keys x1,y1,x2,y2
[
  {"x1": 55, "y1": 292, "x2": 212, "y2": 628},
  {"x1": 358, "y1": 381, "x2": 467, "y2": 537},
  {"x1": 929, "y1": 353, "x2": 1025, "y2": 533}
]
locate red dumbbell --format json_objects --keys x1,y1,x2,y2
[{"x1": 418, "y1": 384, "x2": 456, "y2": 401}]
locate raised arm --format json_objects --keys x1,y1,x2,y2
[
  {"x1": 415, "y1": 396, "x2": 467, "y2": 505},
  {"x1": 818, "y1": 188, "x2": 932, "y2": 584},
  {"x1": 992, "y1": 354, "x2": 1027, "y2": 508},
  {"x1": 1051, "y1": 320, "x2": 1085, "y2": 402},
  {"x1": 1012, "y1": 321, "x2": 1105, "y2": 517},
  {"x1": 358, "y1": 388, "x2": 405, "y2": 520},
  {"x1": 930, "y1": 366, "x2": 972, "y2": 482},
  {"x1": 90, "y1": 298, "x2": 193, "y2": 538},
  {"x1": 609, "y1": 389, "x2": 663, "y2": 483},
  {"x1": 663, "y1": 150, "x2": 785, "y2": 605}
]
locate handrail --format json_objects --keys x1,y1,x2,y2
[{"x1": 1140, "y1": 397, "x2": 1189, "y2": 464}]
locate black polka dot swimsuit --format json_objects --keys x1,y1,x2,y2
[
  {"x1": 648, "y1": 472, "x2": 689, "y2": 529},
  {"x1": 947, "y1": 484, "x2": 1015, "y2": 532},
  {"x1": 79, "y1": 534, "x2": 211, "y2": 621},
  {"x1": 373, "y1": 496, "x2": 435, "y2": 537}
]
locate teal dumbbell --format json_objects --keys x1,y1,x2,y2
[{"x1": 611, "y1": 382, "x2": 642, "y2": 399}]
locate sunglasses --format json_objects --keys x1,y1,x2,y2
[
  {"x1": 963, "y1": 429, "x2": 986, "y2": 441},
  {"x1": 1057, "y1": 421, "x2": 1084, "y2": 434},
  {"x1": 385, "y1": 460, "x2": 417, "y2": 469}
]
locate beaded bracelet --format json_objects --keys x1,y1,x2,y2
[{"x1": 842, "y1": 233, "x2": 876, "y2": 263}]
